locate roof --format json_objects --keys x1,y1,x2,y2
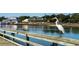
[
  {"x1": 8, "y1": 17, "x2": 17, "y2": 20},
  {"x1": 22, "y1": 19, "x2": 29, "y2": 22}
]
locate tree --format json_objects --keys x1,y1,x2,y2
[
  {"x1": 42, "y1": 15, "x2": 50, "y2": 22},
  {"x1": 63, "y1": 14, "x2": 70, "y2": 23},
  {"x1": 42, "y1": 14, "x2": 56, "y2": 22},
  {"x1": 0, "y1": 16, "x2": 6, "y2": 21},
  {"x1": 18, "y1": 16, "x2": 30, "y2": 22},
  {"x1": 71, "y1": 13, "x2": 79, "y2": 23},
  {"x1": 56, "y1": 14, "x2": 66, "y2": 22}
]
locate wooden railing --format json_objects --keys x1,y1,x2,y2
[
  {"x1": 0, "y1": 28, "x2": 77, "y2": 46},
  {"x1": 0, "y1": 32, "x2": 42, "y2": 46}
]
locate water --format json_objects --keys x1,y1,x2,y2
[
  {"x1": 29, "y1": 26, "x2": 79, "y2": 39},
  {"x1": 0, "y1": 24, "x2": 79, "y2": 45},
  {"x1": 1, "y1": 25, "x2": 79, "y2": 39}
]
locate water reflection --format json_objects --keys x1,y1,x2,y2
[
  {"x1": 0, "y1": 24, "x2": 17, "y2": 30},
  {"x1": 22, "y1": 25, "x2": 28, "y2": 31},
  {"x1": 43, "y1": 26, "x2": 79, "y2": 34}
]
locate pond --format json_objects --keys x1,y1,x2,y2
[
  {"x1": 0, "y1": 25, "x2": 79, "y2": 40},
  {"x1": 17, "y1": 25, "x2": 79, "y2": 40}
]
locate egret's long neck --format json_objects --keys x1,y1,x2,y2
[{"x1": 56, "y1": 19, "x2": 59, "y2": 25}]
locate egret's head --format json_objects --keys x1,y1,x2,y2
[
  {"x1": 53, "y1": 17, "x2": 59, "y2": 23},
  {"x1": 53, "y1": 17, "x2": 57, "y2": 19}
]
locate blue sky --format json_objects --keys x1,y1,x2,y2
[
  {"x1": 0, "y1": 13, "x2": 69, "y2": 17},
  {"x1": 0, "y1": 13, "x2": 54, "y2": 17}
]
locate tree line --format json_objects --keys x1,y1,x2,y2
[
  {"x1": 0, "y1": 13, "x2": 79, "y2": 23},
  {"x1": 42, "y1": 13, "x2": 79, "y2": 23}
]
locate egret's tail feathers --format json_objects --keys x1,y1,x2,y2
[{"x1": 62, "y1": 31, "x2": 64, "y2": 34}]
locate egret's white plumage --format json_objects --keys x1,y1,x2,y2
[
  {"x1": 56, "y1": 24, "x2": 64, "y2": 33},
  {"x1": 53, "y1": 17, "x2": 64, "y2": 33}
]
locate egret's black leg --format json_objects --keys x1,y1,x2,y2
[
  {"x1": 51, "y1": 43, "x2": 58, "y2": 46},
  {"x1": 59, "y1": 31, "x2": 63, "y2": 37}
]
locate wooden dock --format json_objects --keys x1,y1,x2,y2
[
  {"x1": 0, "y1": 31, "x2": 43, "y2": 46},
  {"x1": 0, "y1": 36, "x2": 18, "y2": 46},
  {"x1": 26, "y1": 33, "x2": 78, "y2": 46}
]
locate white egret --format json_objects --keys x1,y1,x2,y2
[{"x1": 53, "y1": 17, "x2": 64, "y2": 37}]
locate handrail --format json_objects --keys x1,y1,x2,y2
[
  {"x1": 0, "y1": 28, "x2": 76, "y2": 46},
  {"x1": 0, "y1": 32, "x2": 43, "y2": 46}
]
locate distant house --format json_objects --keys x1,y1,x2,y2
[
  {"x1": 37, "y1": 17, "x2": 43, "y2": 20},
  {"x1": 2, "y1": 17, "x2": 18, "y2": 24},
  {"x1": 22, "y1": 19, "x2": 29, "y2": 24},
  {"x1": 22, "y1": 19, "x2": 29, "y2": 22},
  {"x1": 29, "y1": 17, "x2": 43, "y2": 22}
]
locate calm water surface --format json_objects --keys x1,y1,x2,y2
[
  {"x1": 0, "y1": 25, "x2": 79, "y2": 40},
  {"x1": 17, "y1": 25, "x2": 79, "y2": 40}
]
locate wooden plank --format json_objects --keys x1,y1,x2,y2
[
  {"x1": 0, "y1": 32, "x2": 43, "y2": 46},
  {"x1": 0, "y1": 36, "x2": 19, "y2": 46}
]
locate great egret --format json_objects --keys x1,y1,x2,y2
[{"x1": 53, "y1": 17, "x2": 64, "y2": 37}]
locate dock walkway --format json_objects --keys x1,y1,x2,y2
[
  {"x1": 1, "y1": 28, "x2": 79, "y2": 46},
  {"x1": 0, "y1": 36, "x2": 18, "y2": 46}
]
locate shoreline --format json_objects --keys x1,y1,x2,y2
[{"x1": 9, "y1": 23, "x2": 79, "y2": 27}]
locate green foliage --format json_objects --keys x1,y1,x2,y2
[
  {"x1": 0, "y1": 16, "x2": 6, "y2": 21},
  {"x1": 18, "y1": 16, "x2": 30, "y2": 22},
  {"x1": 42, "y1": 14, "x2": 56, "y2": 22},
  {"x1": 42, "y1": 13, "x2": 79, "y2": 23},
  {"x1": 57, "y1": 14, "x2": 65, "y2": 21},
  {"x1": 1, "y1": 13, "x2": 79, "y2": 23},
  {"x1": 71, "y1": 13, "x2": 79, "y2": 23}
]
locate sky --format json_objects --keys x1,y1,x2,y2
[
  {"x1": 0, "y1": 13, "x2": 54, "y2": 17},
  {"x1": 0, "y1": 13, "x2": 69, "y2": 17}
]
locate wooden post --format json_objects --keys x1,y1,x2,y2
[
  {"x1": 4, "y1": 31, "x2": 6, "y2": 34},
  {"x1": 11, "y1": 33, "x2": 15, "y2": 36},
  {"x1": 11, "y1": 33, "x2": 15, "y2": 41},
  {"x1": 51, "y1": 42, "x2": 58, "y2": 46},
  {"x1": 26, "y1": 34, "x2": 29, "y2": 41},
  {"x1": 3, "y1": 31, "x2": 6, "y2": 37},
  {"x1": 26, "y1": 34, "x2": 29, "y2": 46},
  {"x1": 17, "y1": 32, "x2": 19, "y2": 34}
]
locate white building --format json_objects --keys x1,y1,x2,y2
[
  {"x1": 22, "y1": 19, "x2": 29, "y2": 22},
  {"x1": 2, "y1": 17, "x2": 18, "y2": 24}
]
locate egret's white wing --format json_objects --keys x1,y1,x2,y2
[{"x1": 56, "y1": 24, "x2": 64, "y2": 33}]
